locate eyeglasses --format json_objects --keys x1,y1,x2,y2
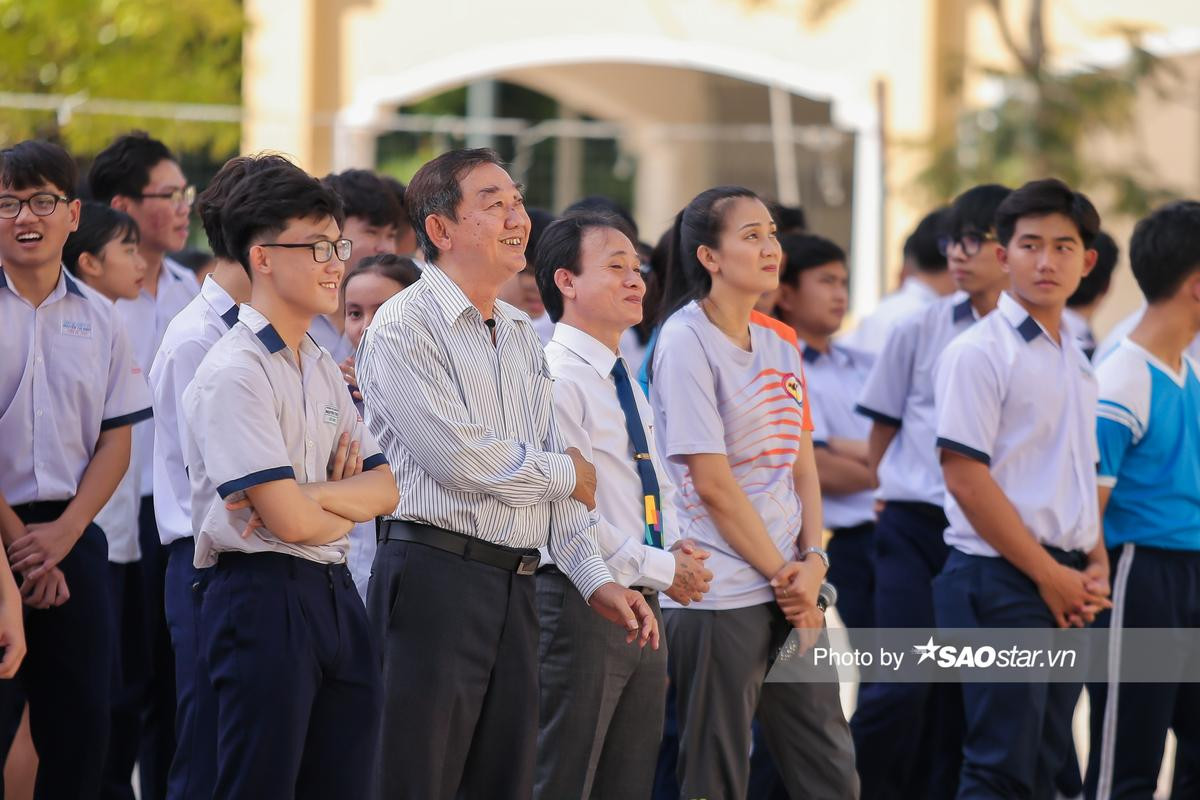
[
  {"x1": 937, "y1": 230, "x2": 996, "y2": 258},
  {"x1": 0, "y1": 193, "x2": 70, "y2": 219},
  {"x1": 136, "y1": 185, "x2": 196, "y2": 208},
  {"x1": 259, "y1": 238, "x2": 353, "y2": 264}
]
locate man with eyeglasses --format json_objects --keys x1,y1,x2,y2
[
  {"x1": 88, "y1": 130, "x2": 199, "y2": 800},
  {"x1": 849, "y1": 184, "x2": 1012, "y2": 800}
]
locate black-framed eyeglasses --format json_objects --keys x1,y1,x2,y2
[
  {"x1": 0, "y1": 193, "x2": 70, "y2": 219},
  {"x1": 937, "y1": 230, "x2": 996, "y2": 258},
  {"x1": 136, "y1": 185, "x2": 196, "y2": 208},
  {"x1": 259, "y1": 238, "x2": 353, "y2": 264}
]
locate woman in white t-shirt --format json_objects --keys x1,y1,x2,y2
[{"x1": 648, "y1": 186, "x2": 858, "y2": 799}]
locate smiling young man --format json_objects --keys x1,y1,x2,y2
[
  {"x1": 182, "y1": 157, "x2": 397, "y2": 799},
  {"x1": 531, "y1": 213, "x2": 713, "y2": 800},
  {"x1": 0, "y1": 140, "x2": 152, "y2": 798},
  {"x1": 89, "y1": 131, "x2": 200, "y2": 798},
  {"x1": 933, "y1": 178, "x2": 1110, "y2": 799},
  {"x1": 356, "y1": 149, "x2": 658, "y2": 800}
]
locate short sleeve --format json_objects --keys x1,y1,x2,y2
[
  {"x1": 100, "y1": 315, "x2": 153, "y2": 430},
  {"x1": 856, "y1": 314, "x2": 918, "y2": 428},
  {"x1": 934, "y1": 339, "x2": 1003, "y2": 465},
  {"x1": 1095, "y1": 417, "x2": 1133, "y2": 488},
  {"x1": 651, "y1": 323, "x2": 726, "y2": 457},
  {"x1": 797, "y1": 363, "x2": 814, "y2": 433},
  {"x1": 189, "y1": 363, "x2": 295, "y2": 499},
  {"x1": 1094, "y1": 354, "x2": 1149, "y2": 488}
]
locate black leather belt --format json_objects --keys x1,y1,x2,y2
[{"x1": 380, "y1": 519, "x2": 540, "y2": 576}]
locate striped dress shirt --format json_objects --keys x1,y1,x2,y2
[{"x1": 356, "y1": 262, "x2": 613, "y2": 600}]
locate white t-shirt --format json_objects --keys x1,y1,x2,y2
[{"x1": 651, "y1": 302, "x2": 815, "y2": 610}]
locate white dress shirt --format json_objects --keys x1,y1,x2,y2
[
  {"x1": 843, "y1": 276, "x2": 941, "y2": 355},
  {"x1": 544, "y1": 324, "x2": 678, "y2": 591},
  {"x1": 356, "y1": 263, "x2": 612, "y2": 601}
]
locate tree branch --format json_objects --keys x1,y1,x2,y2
[{"x1": 985, "y1": 0, "x2": 1036, "y2": 76}]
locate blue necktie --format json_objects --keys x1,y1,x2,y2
[{"x1": 611, "y1": 358, "x2": 664, "y2": 549}]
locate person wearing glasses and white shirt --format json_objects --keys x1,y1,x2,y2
[{"x1": 530, "y1": 213, "x2": 713, "y2": 800}]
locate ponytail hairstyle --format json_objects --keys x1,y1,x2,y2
[{"x1": 646, "y1": 185, "x2": 760, "y2": 382}]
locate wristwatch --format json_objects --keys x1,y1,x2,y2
[{"x1": 799, "y1": 545, "x2": 830, "y2": 571}]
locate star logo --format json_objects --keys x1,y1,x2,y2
[{"x1": 913, "y1": 636, "x2": 939, "y2": 665}]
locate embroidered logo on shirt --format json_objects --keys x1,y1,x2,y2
[
  {"x1": 61, "y1": 320, "x2": 93, "y2": 339},
  {"x1": 323, "y1": 404, "x2": 340, "y2": 425},
  {"x1": 783, "y1": 373, "x2": 804, "y2": 407}
]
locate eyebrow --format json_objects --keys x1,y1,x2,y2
[{"x1": 739, "y1": 221, "x2": 772, "y2": 231}]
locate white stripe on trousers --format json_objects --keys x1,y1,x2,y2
[{"x1": 1096, "y1": 542, "x2": 1136, "y2": 800}]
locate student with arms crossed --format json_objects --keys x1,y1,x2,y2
[
  {"x1": 182, "y1": 157, "x2": 398, "y2": 799},
  {"x1": 933, "y1": 178, "x2": 1111, "y2": 799}
]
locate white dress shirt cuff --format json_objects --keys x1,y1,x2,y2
[{"x1": 639, "y1": 546, "x2": 677, "y2": 592}]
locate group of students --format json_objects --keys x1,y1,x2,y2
[{"x1": 0, "y1": 128, "x2": 1196, "y2": 800}]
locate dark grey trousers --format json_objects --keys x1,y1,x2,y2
[
  {"x1": 534, "y1": 568, "x2": 668, "y2": 800},
  {"x1": 367, "y1": 538, "x2": 539, "y2": 800},
  {"x1": 665, "y1": 603, "x2": 860, "y2": 800}
]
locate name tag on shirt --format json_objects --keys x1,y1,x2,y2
[
  {"x1": 61, "y1": 320, "x2": 93, "y2": 339},
  {"x1": 323, "y1": 404, "x2": 340, "y2": 425}
]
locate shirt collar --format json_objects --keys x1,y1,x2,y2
[
  {"x1": 952, "y1": 296, "x2": 977, "y2": 324},
  {"x1": 421, "y1": 261, "x2": 514, "y2": 329},
  {"x1": 901, "y1": 276, "x2": 939, "y2": 304},
  {"x1": 238, "y1": 303, "x2": 311, "y2": 355},
  {"x1": 552, "y1": 323, "x2": 620, "y2": 377},
  {"x1": 200, "y1": 275, "x2": 239, "y2": 329},
  {"x1": 0, "y1": 265, "x2": 84, "y2": 302},
  {"x1": 162, "y1": 256, "x2": 189, "y2": 283},
  {"x1": 996, "y1": 291, "x2": 1046, "y2": 343}
]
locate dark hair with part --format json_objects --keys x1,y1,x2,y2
[
  {"x1": 345, "y1": 253, "x2": 421, "y2": 295},
  {"x1": 947, "y1": 183, "x2": 1012, "y2": 240},
  {"x1": 220, "y1": 157, "x2": 345, "y2": 273},
  {"x1": 0, "y1": 140, "x2": 79, "y2": 196},
  {"x1": 904, "y1": 207, "x2": 950, "y2": 272},
  {"x1": 1067, "y1": 230, "x2": 1118, "y2": 308},
  {"x1": 1129, "y1": 201, "x2": 1200, "y2": 304},
  {"x1": 88, "y1": 131, "x2": 175, "y2": 202},
  {"x1": 198, "y1": 154, "x2": 295, "y2": 264},
  {"x1": 780, "y1": 233, "x2": 846, "y2": 286},
  {"x1": 563, "y1": 195, "x2": 638, "y2": 241},
  {"x1": 62, "y1": 201, "x2": 140, "y2": 276},
  {"x1": 321, "y1": 169, "x2": 402, "y2": 229},
  {"x1": 381, "y1": 175, "x2": 411, "y2": 233},
  {"x1": 405, "y1": 148, "x2": 506, "y2": 260},
  {"x1": 995, "y1": 178, "x2": 1100, "y2": 248},
  {"x1": 534, "y1": 212, "x2": 632, "y2": 323}
]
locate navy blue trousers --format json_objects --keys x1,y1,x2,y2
[
  {"x1": 1085, "y1": 544, "x2": 1200, "y2": 800},
  {"x1": 0, "y1": 505, "x2": 113, "y2": 800},
  {"x1": 850, "y1": 501, "x2": 961, "y2": 800},
  {"x1": 163, "y1": 538, "x2": 215, "y2": 800},
  {"x1": 135, "y1": 496, "x2": 174, "y2": 800},
  {"x1": 103, "y1": 559, "x2": 149, "y2": 800},
  {"x1": 202, "y1": 552, "x2": 381, "y2": 799},
  {"x1": 934, "y1": 548, "x2": 1084, "y2": 800}
]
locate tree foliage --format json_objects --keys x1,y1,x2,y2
[{"x1": 0, "y1": 0, "x2": 243, "y2": 157}]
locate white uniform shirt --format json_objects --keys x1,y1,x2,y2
[
  {"x1": 183, "y1": 305, "x2": 387, "y2": 567},
  {"x1": 148, "y1": 275, "x2": 239, "y2": 547},
  {"x1": 935, "y1": 292, "x2": 1100, "y2": 557},
  {"x1": 856, "y1": 293, "x2": 980, "y2": 506},
  {"x1": 530, "y1": 310, "x2": 556, "y2": 347},
  {"x1": 309, "y1": 313, "x2": 353, "y2": 362},
  {"x1": 116, "y1": 256, "x2": 199, "y2": 496},
  {"x1": 1095, "y1": 305, "x2": 1200, "y2": 364},
  {"x1": 802, "y1": 342, "x2": 876, "y2": 529},
  {"x1": 843, "y1": 276, "x2": 941, "y2": 355},
  {"x1": 544, "y1": 324, "x2": 678, "y2": 591},
  {"x1": 0, "y1": 267, "x2": 151, "y2": 506}
]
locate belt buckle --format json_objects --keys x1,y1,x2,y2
[{"x1": 517, "y1": 554, "x2": 539, "y2": 576}]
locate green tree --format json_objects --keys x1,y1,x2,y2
[
  {"x1": 0, "y1": 0, "x2": 243, "y2": 156},
  {"x1": 920, "y1": 0, "x2": 1182, "y2": 215}
]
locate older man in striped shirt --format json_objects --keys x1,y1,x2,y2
[{"x1": 357, "y1": 148, "x2": 659, "y2": 800}]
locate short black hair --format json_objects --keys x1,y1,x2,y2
[
  {"x1": 780, "y1": 233, "x2": 846, "y2": 287},
  {"x1": 63, "y1": 202, "x2": 139, "y2": 276},
  {"x1": 0, "y1": 140, "x2": 78, "y2": 196},
  {"x1": 563, "y1": 196, "x2": 638, "y2": 241},
  {"x1": 88, "y1": 131, "x2": 175, "y2": 202},
  {"x1": 522, "y1": 207, "x2": 559, "y2": 274},
  {"x1": 534, "y1": 212, "x2": 631, "y2": 323},
  {"x1": 172, "y1": 247, "x2": 216, "y2": 276},
  {"x1": 321, "y1": 169, "x2": 403, "y2": 229},
  {"x1": 405, "y1": 148, "x2": 506, "y2": 260},
  {"x1": 346, "y1": 253, "x2": 421, "y2": 294},
  {"x1": 380, "y1": 175, "x2": 411, "y2": 232},
  {"x1": 947, "y1": 183, "x2": 1012, "y2": 240},
  {"x1": 1067, "y1": 230, "x2": 1119, "y2": 308},
  {"x1": 198, "y1": 154, "x2": 295, "y2": 262},
  {"x1": 1129, "y1": 201, "x2": 1200, "y2": 304},
  {"x1": 220, "y1": 157, "x2": 345, "y2": 273},
  {"x1": 995, "y1": 178, "x2": 1100, "y2": 248},
  {"x1": 769, "y1": 202, "x2": 807, "y2": 235},
  {"x1": 904, "y1": 207, "x2": 951, "y2": 272}
]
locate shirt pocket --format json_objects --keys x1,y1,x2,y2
[{"x1": 49, "y1": 329, "x2": 104, "y2": 396}]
